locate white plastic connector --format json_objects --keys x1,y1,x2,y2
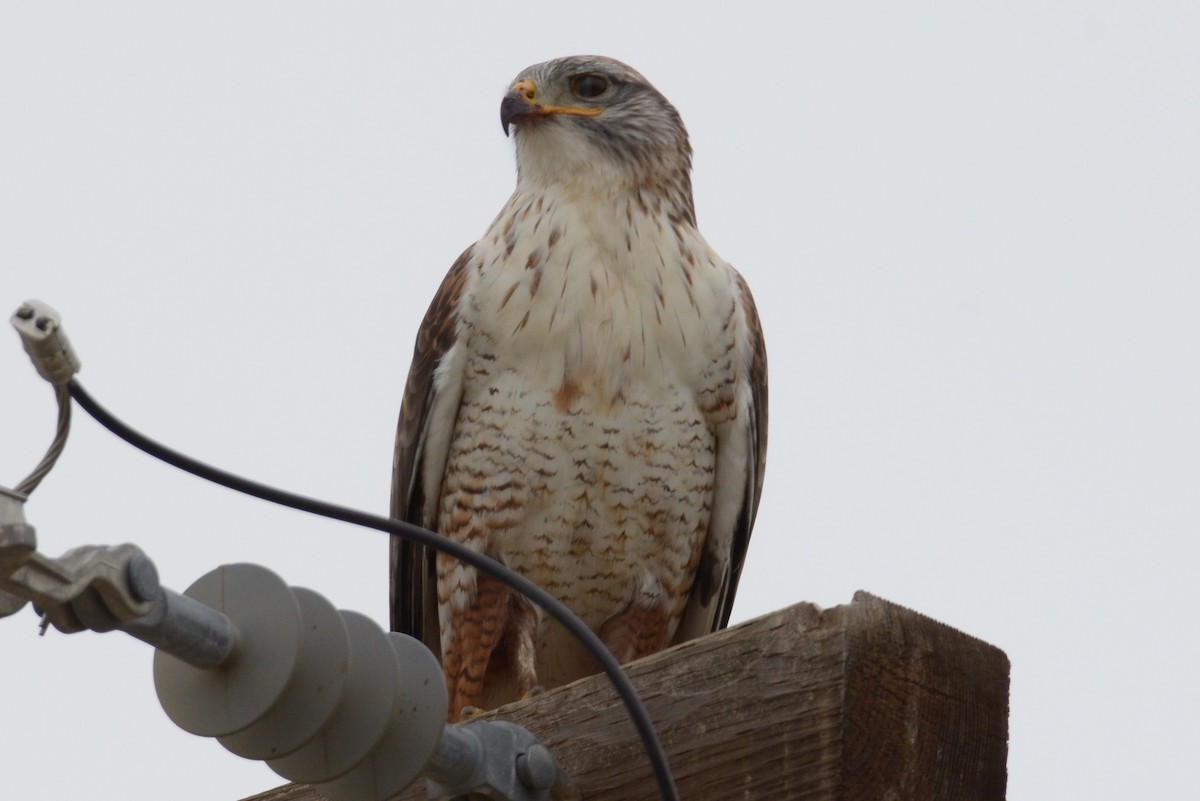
[{"x1": 11, "y1": 300, "x2": 81, "y2": 385}]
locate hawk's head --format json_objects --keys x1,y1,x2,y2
[{"x1": 501, "y1": 55, "x2": 694, "y2": 219}]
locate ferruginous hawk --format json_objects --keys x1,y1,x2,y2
[{"x1": 390, "y1": 55, "x2": 767, "y2": 720}]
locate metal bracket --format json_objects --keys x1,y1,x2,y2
[
  {"x1": 0, "y1": 489, "x2": 234, "y2": 667},
  {"x1": 0, "y1": 487, "x2": 152, "y2": 631},
  {"x1": 427, "y1": 720, "x2": 579, "y2": 801}
]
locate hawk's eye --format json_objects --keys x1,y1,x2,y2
[{"x1": 570, "y1": 73, "x2": 610, "y2": 100}]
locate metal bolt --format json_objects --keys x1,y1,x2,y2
[{"x1": 515, "y1": 744, "x2": 557, "y2": 791}]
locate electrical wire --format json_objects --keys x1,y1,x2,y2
[
  {"x1": 14, "y1": 382, "x2": 72, "y2": 496},
  {"x1": 67, "y1": 378, "x2": 680, "y2": 801}
]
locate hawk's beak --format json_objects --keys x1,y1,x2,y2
[{"x1": 500, "y1": 79, "x2": 603, "y2": 137}]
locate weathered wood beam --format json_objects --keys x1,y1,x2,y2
[{"x1": 243, "y1": 592, "x2": 1008, "y2": 801}]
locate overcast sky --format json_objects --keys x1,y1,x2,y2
[{"x1": 2, "y1": 4, "x2": 1197, "y2": 800}]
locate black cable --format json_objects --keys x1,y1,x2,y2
[{"x1": 67, "y1": 378, "x2": 680, "y2": 801}]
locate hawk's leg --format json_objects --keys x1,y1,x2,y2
[
  {"x1": 443, "y1": 569, "x2": 511, "y2": 721},
  {"x1": 502, "y1": 590, "x2": 542, "y2": 700},
  {"x1": 597, "y1": 572, "x2": 673, "y2": 663}
]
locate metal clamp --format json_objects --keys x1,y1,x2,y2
[{"x1": 0, "y1": 492, "x2": 234, "y2": 668}]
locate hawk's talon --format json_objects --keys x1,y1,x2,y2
[{"x1": 457, "y1": 705, "x2": 486, "y2": 722}]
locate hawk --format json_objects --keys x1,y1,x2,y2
[{"x1": 391, "y1": 55, "x2": 767, "y2": 720}]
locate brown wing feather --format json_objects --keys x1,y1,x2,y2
[
  {"x1": 716, "y1": 269, "x2": 768, "y2": 629},
  {"x1": 389, "y1": 248, "x2": 472, "y2": 654}
]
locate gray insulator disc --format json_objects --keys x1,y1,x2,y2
[
  {"x1": 313, "y1": 632, "x2": 448, "y2": 801},
  {"x1": 267, "y1": 610, "x2": 399, "y2": 783},
  {"x1": 154, "y1": 564, "x2": 301, "y2": 737},
  {"x1": 217, "y1": 587, "x2": 350, "y2": 760}
]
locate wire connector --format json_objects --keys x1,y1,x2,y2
[
  {"x1": 12, "y1": 300, "x2": 81, "y2": 386},
  {"x1": 9, "y1": 302, "x2": 75, "y2": 495}
]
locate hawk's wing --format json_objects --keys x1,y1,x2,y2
[
  {"x1": 675, "y1": 269, "x2": 768, "y2": 640},
  {"x1": 389, "y1": 248, "x2": 473, "y2": 656}
]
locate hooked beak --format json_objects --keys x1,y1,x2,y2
[{"x1": 500, "y1": 79, "x2": 603, "y2": 137}]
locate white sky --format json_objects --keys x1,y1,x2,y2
[{"x1": 2, "y1": 4, "x2": 1197, "y2": 800}]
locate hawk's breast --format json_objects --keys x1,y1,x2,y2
[{"x1": 437, "y1": 188, "x2": 741, "y2": 684}]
